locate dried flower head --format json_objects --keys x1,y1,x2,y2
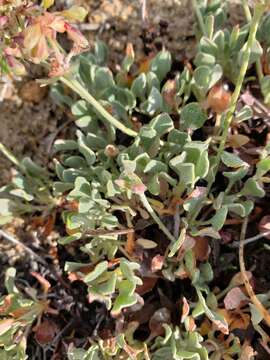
[{"x1": 0, "y1": 1, "x2": 88, "y2": 77}]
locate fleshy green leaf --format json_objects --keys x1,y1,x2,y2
[
  {"x1": 221, "y1": 151, "x2": 248, "y2": 168},
  {"x1": 181, "y1": 103, "x2": 208, "y2": 130},
  {"x1": 150, "y1": 50, "x2": 172, "y2": 81},
  {"x1": 242, "y1": 178, "x2": 265, "y2": 198},
  {"x1": 211, "y1": 206, "x2": 228, "y2": 231}
]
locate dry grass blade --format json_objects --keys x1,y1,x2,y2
[{"x1": 239, "y1": 218, "x2": 270, "y2": 327}]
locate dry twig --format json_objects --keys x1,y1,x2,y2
[{"x1": 239, "y1": 218, "x2": 270, "y2": 327}]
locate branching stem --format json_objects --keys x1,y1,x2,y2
[{"x1": 242, "y1": 0, "x2": 264, "y2": 83}]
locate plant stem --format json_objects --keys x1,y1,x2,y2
[
  {"x1": 0, "y1": 142, "x2": 24, "y2": 172},
  {"x1": 231, "y1": 229, "x2": 270, "y2": 247},
  {"x1": 242, "y1": 0, "x2": 252, "y2": 21},
  {"x1": 215, "y1": 5, "x2": 264, "y2": 169},
  {"x1": 60, "y1": 76, "x2": 138, "y2": 138},
  {"x1": 191, "y1": 0, "x2": 207, "y2": 37},
  {"x1": 189, "y1": 3, "x2": 265, "y2": 223},
  {"x1": 242, "y1": 0, "x2": 264, "y2": 83},
  {"x1": 139, "y1": 193, "x2": 176, "y2": 243}
]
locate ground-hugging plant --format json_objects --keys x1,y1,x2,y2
[
  {"x1": 1, "y1": 0, "x2": 270, "y2": 359},
  {"x1": 0, "y1": 268, "x2": 56, "y2": 360},
  {"x1": 0, "y1": 144, "x2": 56, "y2": 225}
]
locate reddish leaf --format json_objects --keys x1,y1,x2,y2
[
  {"x1": 34, "y1": 319, "x2": 58, "y2": 345},
  {"x1": 151, "y1": 255, "x2": 164, "y2": 272},
  {"x1": 136, "y1": 277, "x2": 157, "y2": 296},
  {"x1": 224, "y1": 287, "x2": 249, "y2": 310},
  {"x1": 181, "y1": 297, "x2": 190, "y2": 323}
]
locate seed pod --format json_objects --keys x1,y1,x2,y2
[
  {"x1": 104, "y1": 144, "x2": 119, "y2": 157},
  {"x1": 207, "y1": 84, "x2": 231, "y2": 114}
]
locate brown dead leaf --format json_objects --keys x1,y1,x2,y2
[
  {"x1": 200, "y1": 318, "x2": 211, "y2": 336},
  {"x1": 42, "y1": 214, "x2": 56, "y2": 237},
  {"x1": 34, "y1": 319, "x2": 58, "y2": 345},
  {"x1": 136, "y1": 277, "x2": 158, "y2": 296},
  {"x1": 218, "y1": 309, "x2": 250, "y2": 331},
  {"x1": 262, "y1": 52, "x2": 270, "y2": 76},
  {"x1": 193, "y1": 237, "x2": 210, "y2": 261},
  {"x1": 136, "y1": 238, "x2": 157, "y2": 249},
  {"x1": 224, "y1": 287, "x2": 249, "y2": 310},
  {"x1": 227, "y1": 134, "x2": 250, "y2": 148},
  {"x1": 230, "y1": 312, "x2": 250, "y2": 331},
  {"x1": 125, "y1": 231, "x2": 135, "y2": 255},
  {"x1": 138, "y1": 55, "x2": 154, "y2": 74}
]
